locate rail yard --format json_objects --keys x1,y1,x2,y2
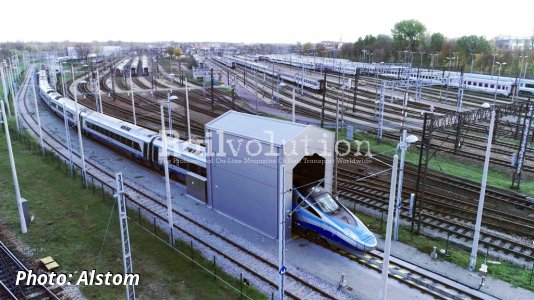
[{"x1": 2, "y1": 1, "x2": 534, "y2": 299}]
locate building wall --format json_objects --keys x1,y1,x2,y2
[{"x1": 207, "y1": 130, "x2": 281, "y2": 238}]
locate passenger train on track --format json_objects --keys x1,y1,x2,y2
[
  {"x1": 37, "y1": 67, "x2": 376, "y2": 252},
  {"x1": 261, "y1": 54, "x2": 534, "y2": 97}
]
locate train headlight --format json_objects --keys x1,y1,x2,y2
[{"x1": 344, "y1": 229, "x2": 357, "y2": 241}]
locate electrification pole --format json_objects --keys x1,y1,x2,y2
[{"x1": 468, "y1": 110, "x2": 496, "y2": 272}]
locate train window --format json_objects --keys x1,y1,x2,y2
[
  {"x1": 526, "y1": 83, "x2": 534, "y2": 89},
  {"x1": 490, "y1": 84, "x2": 495, "y2": 89},
  {"x1": 484, "y1": 83, "x2": 488, "y2": 88},
  {"x1": 306, "y1": 206, "x2": 321, "y2": 218}
]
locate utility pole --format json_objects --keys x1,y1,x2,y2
[
  {"x1": 1, "y1": 100, "x2": 27, "y2": 233},
  {"x1": 394, "y1": 131, "x2": 406, "y2": 241},
  {"x1": 31, "y1": 71, "x2": 44, "y2": 153},
  {"x1": 185, "y1": 78, "x2": 191, "y2": 141},
  {"x1": 320, "y1": 71, "x2": 327, "y2": 128},
  {"x1": 512, "y1": 99, "x2": 533, "y2": 189},
  {"x1": 74, "y1": 79, "x2": 88, "y2": 187},
  {"x1": 129, "y1": 70, "x2": 137, "y2": 126},
  {"x1": 469, "y1": 110, "x2": 496, "y2": 272},
  {"x1": 114, "y1": 172, "x2": 136, "y2": 300},
  {"x1": 7, "y1": 63, "x2": 20, "y2": 131},
  {"x1": 0, "y1": 64, "x2": 12, "y2": 116},
  {"x1": 380, "y1": 154, "x2": 398, "y2": 300},
  {"x1": 291, "y1": 88, "x2": 296, "y2": 123},
  {"x1": 210, "y1": 68, "x2": 214, "y2": 110},
  {"x1": 160, "y1": 105, "x2": 174, "y2": 244},
  {"x1": 62, "y1": 103, "x2": 74, "y2": 176},
  {"x1": 277, "y1": 163, "x2": 286, "y2": 300}
]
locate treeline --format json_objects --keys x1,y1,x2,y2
[{"x1": 297, "y1": 19, "x2": 534, "y2": 77}]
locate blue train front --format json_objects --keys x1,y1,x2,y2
[{"x1": 293, "y1": 186, "x2": 377, "y2": 252}]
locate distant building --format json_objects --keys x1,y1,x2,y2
[
  {"x1": 66, "y1": 47, "x2": 79, "y2": 59},
  {"x1": 495, "y1": 36, "x2": 534, "y2": 50},
  {"x1": 320, "y1": 41, "x2": 343, "y2": 52},
  {"x1": 99, "y1": 46, "x2": 122, "y2": 56}
]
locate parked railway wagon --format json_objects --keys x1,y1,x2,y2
[
  {"x1": 115, "y1": 58, "x2": 131, "y2": 76},
  {"x1": 130, "y1": 57, "x2": 140, "y2": 76},
  {"x1": 141, "y1": 55, "x2": 149, "y2": 76}
]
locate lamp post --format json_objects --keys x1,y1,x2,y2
[
  {"x1": 490, "y1": 54, "x2": 497, "y2": 77},
  {"x1": 380, "y1": 154, "x2": 399, "y2": 300},
  {"x1": 393, "y1": 130, "x2": 418, "y2": 241},
  {"x1": 514, "y1": 56, "x2": 528, "y2": 102},
  {"x1": 493, "y1": 62, "x2": 506, "y2": 107},
  {"x1": 445, "y1": 56, "x2": 455, "y2": 102},
  {"x1": 74, "y1": 78, "x2": 88, "y2": 186},
  {"x1": 166, "y1": 95, "x2": 178, "y2": 133}
]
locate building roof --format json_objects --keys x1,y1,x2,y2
[{"x1": 205, "y1": 111, "x2": 308, "y2": 146}]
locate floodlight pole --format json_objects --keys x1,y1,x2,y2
[
  {"x1": 1, "y1": 100, "x2": 27, "y2": 233},
  {"x1": 468, "y1": 110, "x2": 496, "y2": 272}
]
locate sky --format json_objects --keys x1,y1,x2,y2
[{"x1": 1, "y1": 0, "x2": 533, "y2": 43}]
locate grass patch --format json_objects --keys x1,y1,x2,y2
[
  {"x1": 0, "y1": 124, "x2": 266, "y2": 299},
  {"x1": 355, "y1": 212, "x2": 534, "y2": 291}
]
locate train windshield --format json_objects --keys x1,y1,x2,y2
[{"x1": 315, "y1": 193, "x2": 339, "y2": 215}]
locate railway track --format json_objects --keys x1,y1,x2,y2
[
  {"x1": 336, "y1": 165, "x2": 534, "y2": 262},
  {"x1": 22, "y1": 66, "x2": 341, "y2": 299},
  {"x1": 0, "y1": 241, "x2": 61, "y2": 300},
  {"x1": 223, "y1": 62, "x2": 534, "y2": 175}
]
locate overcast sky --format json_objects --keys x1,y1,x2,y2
[{"x1": 2, "y1": 0, "x2": 532, "y2": 43}]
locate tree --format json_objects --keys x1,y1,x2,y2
[
  {"x1": 302, "y1": 42, "x2": 314, "y2": 54},
  {"x1": 339, "y1": 43, "x2": 353, "y2": 59},
  {"x1": 174, "y1": 48, "x2": 182, "y2": 58},
  {"x1": 392, "y1": 19, "x2": 426, "y2": 51},
  {"x1": 165, "y1": 46, "x2": 175, "y2": 58},
  {"x1": 430, "y1": 33, "x2": 445, "y2": 52},
  {"x1": 454, "y1": 35, "x2": 491, "y2": 66}
]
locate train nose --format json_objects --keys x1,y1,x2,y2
[{"x1": 361, "y1": 234, "x2": 377, "y2": 251}]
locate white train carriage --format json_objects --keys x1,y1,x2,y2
[
  {"x1": 141, "y1": 55, "x2": 149, "y2": 76},
  {"x1": 115, "y1": 58, "x2": 131, "y2": 76},
  {"x1": 460, "y1": 73, "x2": 513, "y2": 96},
  {"x1": 518, "y1": 78, "x2": 534, "y2": 96},
  {"x1": 130, "y1": 57, "x2": 140, "y2": 76},
  {"x1": 81, "y1": 112, "x2": 157, "y2": 161}
]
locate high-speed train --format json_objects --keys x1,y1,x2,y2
[
  {"x1": 293, "y1": 186, "x2": 377, "y2": 251},
  {"x1": 37, "y1": 68, "x2": 374, "y2": 253},
  {"x1": 38, "y1": 69, "x2": 206, "y2": 183}
]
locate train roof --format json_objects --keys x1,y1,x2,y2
[
  {"x1": 84, "y1": 111, "x2": 158, "y2": 142},
  {"x1": 131, "y1": 57, "x2": 139, "y2": 68},
  {"x1": 152, "y1": 137, "x2": 206, "y2": 164}
]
